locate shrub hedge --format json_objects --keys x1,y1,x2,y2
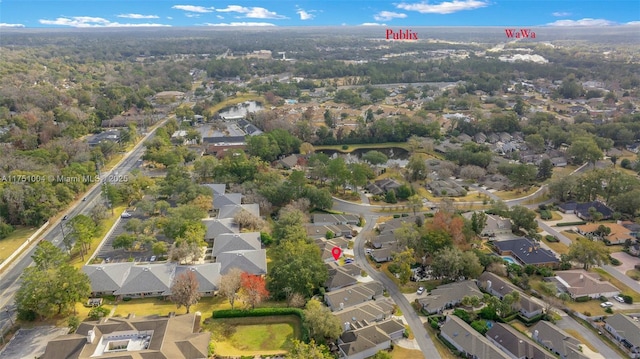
[
  {"x1": 556, "y1": 221, "x2": 587, "y2": 227},
  {"x1": 575, "y1": 296, "x2": 591, "y2": 302}
]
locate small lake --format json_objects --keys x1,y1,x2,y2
[
  {"x1": 218, "y1": 101, "x2": 264, "y2": 119},
  {"x1": 318, "y1": 147, "x2": 409, "y2": 161}
]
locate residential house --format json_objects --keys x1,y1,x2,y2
[
  {"x1": 41, "y1": 313, "x2": 210, "y2": 359},
  {"x1": 576, "y1": 223, "x2": 635, "y2": 245},
  {"x1": 313, "y1": 213, "x2": 359, "y2": 226},
  {"x1": 478, "y1": 272, "x2": 544, "y2": 319},
  {"x1": 493, "y1": 237, "x2": 559, "y2": 267},
  {"x1": 626, "y1": 143, "x2": 640, "y2": 154},
  {"x1": 202, "y1": 183, "x2": 226, "y2": 196},
  {"x1": 325, "y1": 282, "x2": 385, "y2": 312},
  {"x1": 316, "y1": 237, "x2": 351, "y2": 263},
  {"x1": 487, "y1": 323, "x2": 556, "y2": 359},
  {"x1": 213, "y1": 193, "x2": 242, "y2": 210},
  {"x1": 202, "y1": 136, "x2": 246, "y2": 157},
  {"x1": 202, "y1": 218, "x2": 239, "y2": 242},
  {"x1": 306, "y1": 223, "x2": 352, "y2": 239},
  {"x1": 551, "y1": 156, "x2": 568, "y2": 167},
  {"x1": 337, "y1": 319, "x2": 405, "y2": 359},
  {"x1": 427, "y1": 179, "x2": 467, "y2": 197},
  {"x1": 604, "y1": 313, "x2": 640, "y2": 357},
  {"x1": 211, "y1": 232, "x2": 261, "y2": 259},
  {"x1": 440, "y1": 315, "x2": 510, "y2": 359},
  {"x1": 620, "y1": 221, "x2": 640, "y2": 239},
  {"x1": 368, "y1": 232, "x2": 396, "y2": 249},
  {"x1": 325, "y1": 266, "x2": 359, "y2": 292},
  {"x1": 559, "y1": 201, "x2": 614, "y2": 221},
  {"x1": 462, "y1": 212, "x2": 512, "y2": 237},
  {"x1": 547, "y1": 269, "x2": 620, "y2": 299},
  {"x1": 83, "y1": 263, "x2": 221, "y2": 298},
  {"x1": 487, "y1": 133, "x2": 500, "y2": 144},
  {"x1": 373, "y1": 178, "x2": 402, "y2": 194},
  {"x1": 370, "y1": 247, "x2": 395, "y2": 263},
  {"x1": 532, "y1": 321, "x2": 589, "y2": 359},
  {"x1": 629, "y1": 243, "x2": 640, "y2": 257},
  {"x1": 217, "y1": 203, "x2": 260, "y2": 220},
  {"x1": 416, "y1": 280, "x2": 482, "y2": 314},
  {"x1": 334, "y1": 298, "x2": 396, "y2": 328},
  {"x1": 217, "y1": 249, "x2": 267, "y2": 275},
  {"x1": 277, "y1": 154, "x2": 300, "y2": 169},
  {"x1": 474, "y1": 132, "x2": 487, "y2": 143},
  {"x1": 86, "y1": 130, "x2": 121, "y2": 147}
]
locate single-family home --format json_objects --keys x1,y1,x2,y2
[
  {"x1": 325, "y1": 266, "x2": 359, "y2": 292},
  {"x1": 492, "y1": 238, "x2": 559, "y2": 267},
  {"x1": 604, "y1": 313, "x2": 640, "y2": 357},
  {"x1": 41, "y1": 313, "x2": 210, "y2": 359},
  {"x1": 313, "y1": 213, "x2": 359, "y2": 226},
  {"x1": 211, "y1": 232, "x2": 262, "y2": 259},
  {"x1": 576, "y1": 223, "x2": 635, "y2": 245},
  {"x1": 416, "y1": 280, "x2": 482, "y2": 314},
  {"x1": 547, "y1": 268, "x2": 627, "y2": 300},
  {"x1": 325, "y1": 282, "x2": 385, "y2": 312},
  {"x1": 559, "y1": 201, "x2": 614, "y2": 221},
  {"x1": 478, "y1": 272, "x2": 544, "y2": 319},
  {"x1": 532, "y1": 321, "x2": 589, "y2": 359},
  {"x1": 440, "y1": 316, "x2": 510, "y2": 359},
  {"x1": 371, "y1": 247, "x2": 395, "y2": 263},
  {"x1": 462, "y1": 212, "x2": 512, "y2": 237},
  {"x1": 216, "y1": 249, "x2": 267, "y2": 275},
  {"x1": 487, "y1": 323, "x2": 556, "y2": 359},
  {"x1": 338, "y1": 319, "x2": 405, "y2": 359},
  {"x1": 334, "y1": 299, "x2": 396, "y2": 328}
]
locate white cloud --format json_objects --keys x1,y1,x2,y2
[
  {"x1": 117, "y1": 13, "x2": 159, "y2": 19},
  {"x1": 552, "y1": 11, "x2": 571, "y2": 17},
  {"x1": 626, "y1": 21, "x2": 640, "y2": 25},
  {"x1": 297, "y1": 9, "x2": 314, "y2": 20},
  {"x1": 217, "y1": 15, "x2": 224, "y2": 19},
  {"x1": 39, "y1": 16, "x2": 170, "y2": 27},
  {"x1": 216, "y1": 5, "x2": 287, "y2": 19},
  {"x1": 360, "y1": 22, "x2": 387, "y2": 26},
  {"x1": 397, "y1": 0, "x2": 488, "y2": 14},
  {"x1": 374, "y1": 11, "x2": 407, "y2": 21},
  {"x1": 546, "y1": 18, "x2": 617, "y2": 27},
  {"x1": 172, "y1": 5, "x2": 214, "y2": 13},
  {"x1": 0, "y1": 23, "x2": 25, "y2": 27},
  {"x1": 185, "y1": 13, "x2": 200, "y2": 18},
  {"x1": 203, "y1": 22, "x2": 276, "y2": 26}
]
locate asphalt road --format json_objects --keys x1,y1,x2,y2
[{"x1": 0, "y1": 120, "x2": 166, "y2": 331}]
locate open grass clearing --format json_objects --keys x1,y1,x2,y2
[
  {"x1": 626, "y1": 269, "x2": 640, "y2": 281},
  {"x1": 544, "y1": 240, "x2": 570, "y2": 255},
  {"x1": 205, "y1": 315, "x2": 301, "y2": 357},
  {"x1": 0, "y1": 226, "x2": 39, "y2": 266},
  {"x1": 494, "y1": 186, "x2": 540, "y2": 200},
  {"x1": 510, "y1": 321, "x2": 529, "y2": 335},
  {"x1": 391, "y1": 346, "x2": 424, "y2": 359}
]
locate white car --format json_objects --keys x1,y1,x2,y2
[
  {"x1": 600, "y1": 302, "x2": 613, "y2": 308},
  {"x1": 120, "y1": 212, "x2": 132, "y2": 218},
  {"x1": 417, "y1": 287, "x2": 425, "y2": 295},
  {"x1": 613, "y1": 295, "x2": 625, "y2": 303}
]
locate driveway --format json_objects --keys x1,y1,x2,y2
[
  {"x1": 555, "y1": 314, "x2": 620, "y2": 358},
  {"x1": 610, "y1": 252, "x2": 640, "y2": 274}
]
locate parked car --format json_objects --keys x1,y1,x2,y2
[
  {"x1": 82, "y1": 197, "x2": 87, "y2": 201},
  {"x1": 62, "y1": 215, "x2": 68, "y2": 220},
  {"x1": 121, "y1": 212, "x2": 132, "y2": 218},
  {"x1": 150, "y1": 256, "x2": 156, "y2": 262},
  {"x1": 345, "y1": 258, "x2": 354, "y2": 264},
  {"x1": 613, "y1": 295, "x2": 625, "y2": 303},
  {"x1": 600, "y1": 302, "x2": 613, "y2": 308},
  {"x1": 417, "y1": 287, "x2": 425, "y2": 295}
]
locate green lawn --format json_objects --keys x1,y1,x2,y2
[
  {"x1": 0, "y1": 226, "x2": 39, "y2": 267},
  {"x1": 205, "y1": 315, "x2": 301, "y2": 357}
]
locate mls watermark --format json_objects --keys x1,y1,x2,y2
[{"x1": 1, "y1": 174, "x2": 128, "y2": 183}]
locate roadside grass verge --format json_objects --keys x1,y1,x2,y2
[
  {"x1": 0, "y1": 226, "x2": 38, "y2": 267},
  {"x1": 69, "y1": 205, "x2": 126, "y2": 269}
]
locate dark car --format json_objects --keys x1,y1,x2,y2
[{"x1": 62, "y1": 215, "x2": 68, "y2": 220}]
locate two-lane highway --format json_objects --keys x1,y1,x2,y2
[{"x1": 0, "y1": 118, "x2": 167, "y2": 332}]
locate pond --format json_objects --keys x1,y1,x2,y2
[{"x1": 218, "y1": 101, "x2": 264, "y2": 119}]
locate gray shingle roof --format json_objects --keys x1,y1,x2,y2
[
  {"x1": 441, "y1": 316, "x2": 510, "y2": 359},
  {"x1": 202, "y1": 218, "x2": 238, "y2": 240},
  {"x1": 174, "y1": 263, "x2": 221, "y2": 294},
  {"x1": 487, "y1": 323, "x2": 555, "y2": 359},
  {"x1": 217, "y1": 249, "x2": 267, "y2": 275},
  {"x1": 417, "y1": 280, "x2": 482, "y2": 314},
  {"x1": 212, "y1": 232, "x2": 261, "y2": 257},
  {"x1": 213, "y1": 193, "x2": 242, "y2": 209},
  {"x1": 217, "y1": 203, "x2": 260, "y2": 219},
  {"x1": 83, "y1": 262, "x2": 134, "y2": 293},
  {"x1": 114, "y1": 263, "x2": 176, "y2": 296},
  {"x1": 606, "y1": 313, "x2": 640, "y2": 348}
]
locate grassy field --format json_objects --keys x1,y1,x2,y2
[
  {"x1": 626, "y1": 269, "x2": 640, "y2": 281},
  {"x1": 494, "y1": 186, "x2": 540, "y2": 200},
  {"x1": 0, "y1": 226, "x2": 39, "y2": 266},
  {"x1": 205, "y1": 315, "x2": 301, "y2": 357},
  {"x1": 543, "y1": 240, "x2": 570, "y2": 255},
  {"x1": 391, "y1": 346, "x2": 424, "y2": 359}
]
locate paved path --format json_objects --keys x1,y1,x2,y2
[{"x1": 353, "y1": 214, "x2": 440, "y2": 359}]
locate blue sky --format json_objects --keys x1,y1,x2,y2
[{"x1": 1, "y1": 0, "x2": 638, "y2": 28}]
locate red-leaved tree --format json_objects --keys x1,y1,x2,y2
[{"x1": 240, "y1": 272, "x2": 269, "y2": 309}]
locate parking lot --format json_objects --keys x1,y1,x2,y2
[{"x1": 93, "y1": 207, "x2": 167, "y2": 264}]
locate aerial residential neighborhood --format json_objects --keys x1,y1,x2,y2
[{"x1": 1, "y1": 3, "x2": 640, "y2": 359}]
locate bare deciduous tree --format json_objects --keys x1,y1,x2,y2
[
  {"x1": 169, "y1": 270, "x2": 201, "y2": 314},
  {"x1": 218, "y1": 268, "x2": 243, "y2": 309}
]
